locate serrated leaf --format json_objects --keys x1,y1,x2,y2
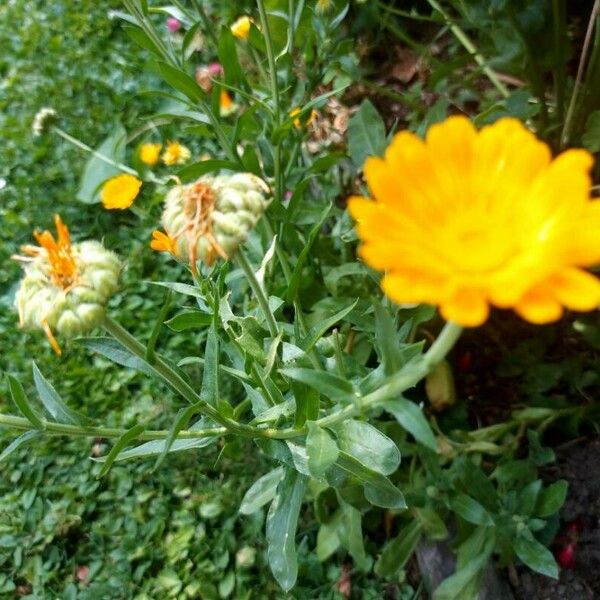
[
  {"x1": 97, "y1": 424, "x2": 146, "y2": 478},
  {"x1": 534, "y1": 480, "x2": 568, "y2": 518},
  {"x1": 383, "y1": 398, "x2": 438, "y2": 452},
  {"x1": 77, "y1": 337, "x2": 154, "y2": 376},
  {"x1": 7, "y1": 375, "x2": 44, "y2": 429},
  {"x1": 306, "y1": 422, "x2": 339, "y2": 478},
  {"x1": 375, "y1": 520, "x2": 423, "y2": 577},
  {"x1": 347, "y1": 99, "x2": 386, "y2": 168},
  {"x1": 336, "y1": 419, "x2": 400, "y2": 475},
  {"x1": 266, "y1": 468, "x2": 306, "y2": 591},
  {"x1": 32, "y1": 362, "x2": 89, "y2": 425},
  {"x1": 239, "y1": 467, "x2": 284, "y2": 515}
]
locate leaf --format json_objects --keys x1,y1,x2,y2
[
  {"x1": 145, "y1": 289, "x2": 172, "y2": 363},
  {"x1": 76, "y1": 121, "x2": 128, "y2": 203},
  {"x1": 279, "y1": 367, "x2": 357, "y2": 402},
  {"x1": 165, "y1": 311, "x2": 212, "y2": 331},
  {"x1": 299, "y1": 299, "x2": 358, "y2": 352},
  {"x1": 415, "y1": 507, "x2": 448, "y2": 540},
  {"x1": 316, "y1": 514, "x2": 342, "y2": 561},
  {"x1": 336, "y1": 419, "x2": 400, "y2": 475},
  {"x1": 0, "y1": 431, "x2": 41, "y2": 463},
  {"x1": 292, "y1": 381, "x2": 319, "y2": 428},
  {"x1": 373, "y1": 300, "x2": 403, "y2": 375},
  {"x1": 383, "y1": 398, "x2": 438, "y2": 452},
  {"x1": 200, "y1": 323, "x2": 219, "y2": 407},
  {"x1": 582, "y1": 110, "x2": 600, "y2": 153},
  {"x1": 217, "y1": 25, "x2": 246, "y2": 88},
  {"x1": 149, "y1": 281, "x2": 206, "y2": 299},
  {"x1": 375, "y1": 520, "x2": 423, "y2": 577},
  {"x1": 450, "y1": 493, "x2": 494, "y2": 526},
  {"x1": 535, "y1": 480, "x2": 568, "y2": 518},
  {"x1": 512, "y1": 533, "x2": 559, "y2": 579},
  {"x1": 306, "y1": 422, "x2": 339, "y2": 478},
  {"x1": 266, "y1": 468, "x2": 306, "y2": 591},
  {"x1": 286, "y1": 203, "x2": 332, "y2": 300},
  {"x1": 338, "y1": 501, "x2": 370, "y2": 571},
  {"x1": 347, "y1": 99, "x2": 386, "y2": 168},
  {"x1": 32, "y1": 362, "x2": 88, "y2": 425},
  {"x1": 517, "y1": 479, "x2": 542, "y2": 516},
  {"x1": 157, "y1": 61, "x2": 205, "y2": 103},
  {"x1": 177, "y1": 159, "x2": 239, "y2": 181},
  {"x1": 124, "y1": 25, "x2": 164, "y2": 59},
  {"x1": 239, "y1": 467, "x2": 284, "y2": 515},
  {"x1": 7, "y1": 375, "x2": 44, "y2": 429},
  {"x1": 77, "y1": 337, "x2": 154, "y2": 376},
  {"x1": 336, "y1": 451, "x2": 406, "y2": 509},
  {"x1": 97, "y1": 424, "x2": 146, "y2": 478}
]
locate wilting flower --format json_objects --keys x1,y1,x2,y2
[
  {"x1": 32, "y1": 107, "x2": 57, "y2": 137},
  {"x1": 150, "y1": 230, "x2": 179, "y2": 256},
  {"x1": 101, "y1": 174, "x2": 142, "y2": 210},
  {"x1": 162, "y1": 141, "x2": 191, "y2": 166},
  {"x1": 220, "y1": 90, "x2": 238, "y2": 117},
  {"x1": 157, "y1": 173, "x2": 270, "y2": 272},
  {"x1": 349, "y1": 116, "x2": 600, "y2": 326},
  {"x1": 231, "y1": 16, "x2": 252, "y2": 40},
  {"x1": 139, "y1": 142, "x2": 162, "y2": 166},
  {"x1": 290, "y1": 107, "x2": 317, "y2": 128},
  {"x1": 13, "y1": 215, "x2": 121, "y2": 354},
  {"x1": 166, "y1": 17, "x2": 181, "y2": 33}
]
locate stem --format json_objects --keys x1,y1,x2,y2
[
  {"x1": 256, "y1": 0, "x2": 281, "y2": 122},
  {"x1": 561, "y1": 0, "x2": 600, "y2": 147},
  {"x1": 54, "y1": 127, "x2": 164, "y2": 185},
  {"x1": 236, "y1": 250, "x2": 280, "y2": 338},
  {"x1": 426, "y1": 0, "x2": 509, "y2": 99},
  {"x1": 191, "y1": 0, "x2": 219, "y2": 49}
]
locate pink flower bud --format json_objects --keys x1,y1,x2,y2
[
  {"x1": 167, "y1": 17, "x2": 181, "y2": 33},
  {"x1": 208, "y1": 62, "x2": 224, "y2": 76}
]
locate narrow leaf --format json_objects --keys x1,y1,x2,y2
[
  {"x1": 200, "y1": 323, "x2": 219, "y2": 407},
  {"x1": 0, "y1": 431, "x2": 41, "y2": 463},
  {"x1": 513, "y1": 533, "x2": 559, "y2": 579},
  {"x1": 300, "y1": 299, "x2": 358, "y2": 352},
  {"x1": 97, "y1": 424, "x2": 146, "y2": 478},
  {"x1": 375, "y1": 520, "x2": 423, "y2": 577},
  {"x1": 450, "y1": 493, "x2": 494, "y2": 526},
  {"x1": 279, "y1": 367, "x2": 357, "y2": 402},
  {"x1": 240, "y1": 467, "x2": 284, "y2": 515},
  {"x1": 7, "y1": 375, "x2": 44, "y2": 429},
  {"x1": 384, "y1": 398, "x2": 438, "y2": 452},
  {"x1": 77, "y1": 337, "x2": 154, "y2": 376},
  {"x1": 347, "y1": 99, "x2": 386, "y2": 168},
  {"x1": 165, "y1": 310, "x2": 212, "y2": 331}
]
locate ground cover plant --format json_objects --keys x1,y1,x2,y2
[{"x1": 2, "y1": 1, "x2": 600, "y2": 599}]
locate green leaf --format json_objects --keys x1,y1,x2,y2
[
  {"x1": 336, "y1": 419, "x2": 400, "y2": 475},
  {"x1": 218, "y1": 26, "x2": 246, "y2": 88},
  {"x1": 415, "y1": 507, "x2": 448, "y2": 540},
  {"x1": 373, "y1": 301, "x2": 402, "y2": 375},
  {"x1": 292, "y1": 382, "x2": 319, "y2": 428},
  {"x1": 239, "y1": 467, "x2": 284, "y2": 515},
  {"x1": 124, "y1": 25, "x2": 164, "y2": 59},
  {"x1": 582, "y1": 110, "x2": 600, "y2": 153},
  {"x1": 375, "y1": 520, "x2": 423, "y2": 577},
  {"x1": 336, "y1": 451, "x2": 406, "y2": 509},
  {"x1": 177, "y1": 159, "x2": 239, "y2": 181},
  {"x1": 7, "y1": 375, "x2": 44, "y2": 429},
  {"x1": 450, "y1": 493, "x2": 494, "y2": 526},
  {"x1": 0, "y1": 431, "x2": 41, "y2": 463},
  {"x1": 299, "y1": 299, "x2": 358, "y2": 352},
  {"x1": 266, "y1": 468, "x2": 306, "y2": 592},
  {"x1": 316, "y1": 514, "x2": 342, "y2": 561},
  {"x1": 347, "y1": 99, "x2": 386, "y2": 168},
  {"x1": 149, "y1": 281, "x2": 206, "y2": 299},
  {"x1": 534, "y1": 480, "x2": 568, "y2": 518},
  {"x1": 512, "y1": 533, "x2": 558, "y2": 579},
  {"x1": 157, "y1": 61, "x2": 205, "y2": 103},
  {"x1": 146, "y1": 289, "x2": 172, "y2": 363},
  {"x1": 306, "y1": 422, "x2": 339, "y2": 478},
  {"x1": 76, "y1": 121, "x2": 127, "y2": 203},
  {"x1": 517, "y1": 479, "x2": 542, "y2": 516},
  {"x1": 97, "y1": 424, "x2": 146, "y2": 478},
  {"x1": 279, "y1": 367, "x2": 357, "y2": 402},
  {"x1": 200, "y1": 324, "x2": 219, "y2": 407},
  {"x1": 384, "y1": 398, "x2": 438, "y2": 452},
  {"x1": 32, "y1": 362, "x2": 88, "y2": 425},
  {"x1": 77, "y1": 337, "x2": 154, "y2": 376},
  {"x1": 286, "y1": 202, "x2": 332, "y2": 301},
  {"x1": 338, "y1": 501, "x2": 370, "y2": 571},
  {"x1": 165, "y1": 310, "x2": 212, "y2": 331}
]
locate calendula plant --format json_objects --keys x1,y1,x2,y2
[{"x1": 4, "y1": 1, "x2": 600, "y2": 598}]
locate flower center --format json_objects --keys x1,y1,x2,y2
[{"x1": 34, "y1": 215, "x2": 78, "y2": 289}]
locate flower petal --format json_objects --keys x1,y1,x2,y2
[
  {"x1": 549, "y1": 267, "x2": 600, "y2": 311},
  {"x1": 439, "y1": 289, "x2": 489, "y2": 327},
  {"x1": 515, "y1": 287, "x2": 563, "y2": 324}
]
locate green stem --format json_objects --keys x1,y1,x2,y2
[
  {"x1": 191, "y1": 0, "x2": 219, "y2": 49},
  {"x1": 53, "y1": 127, "x2": 165, "y2": 185},
  {"x1": 256, "y1": 0, "x2": 281, "y2": 122},
  {"x1": 235, "y1": 250, "x2": 280, "y2": 338},
  {"x1": 426, "y1": 0, "x2": 509, "y2": 99}
]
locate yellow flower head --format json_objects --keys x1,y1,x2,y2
[
  {"x1": 290, "y1": 107, "x2": 317, "y2": 128},
  {"x1": 14, "y1": 215, "x2": 121, "y2": 354},
  {"x1": 162, "y1": 141, "x2": 191, "y2": 166},
  {"x1": 140, "y1": 142, "x2": 162, "y2": 166},
  {"x1": 316, "y1": 0, "x2": 335, "y2": 14},
  {"x1": 349, "y1": 116, "x2": 600, "y2": 327},
  {"x1": 101, "y1": 174, "x2": 142, "y2": 210},
  {"x1": 150, "y1": 230, "x2": 179, "y2": 256},
  {"x1": 231, "y1": 16, "x2": 252, "y2": 40},
  {"x1": 220, "y1": 90, "x2": 238, "y2": 117}
]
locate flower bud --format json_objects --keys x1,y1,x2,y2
[
  {"x1": 32, "y1": 107, "x2": 57, "y2": 137},
  {"x1": 14, "y1": 216, "x2": 121, "y2": 354},
  {"x1": 159, "y1": 173, "x2": 270, "y2": 272}
]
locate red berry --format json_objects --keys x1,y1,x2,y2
[{"x1": 557, "y1": 543, "x2": 576, "y2": 569}]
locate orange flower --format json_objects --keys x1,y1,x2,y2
[
  {"x1": 219, "y1": 90, "x2": 238, "y2": 117},
  {"x1": 150, "y1": 230, "x2": 179, "y2": 256},
  {"x1": 139, "y1": 142, "x2": 162, "y2": 166},
  {"x1": 101, "y1": 174, "x2": 142, "y2": 210},
  {"x1": 349, "y1": 116, "x2": 600, "y2": 327}
]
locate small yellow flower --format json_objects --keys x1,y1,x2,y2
[
  {"x1": 100, "y1": 174, "x2": 142, "y2": 210},
  {"x1": 316, "y1": 0, "x2": 335, "y2": 14},
  {"x1": 220, "y1": 90, "x2": 238, "y2": 117},
  {"x1": 349, "y1": 116, "x2": 600, "y2": 327},
  {"x1": 139, "y1": 142, "x2": 162, "y2": 166},
  {"x1": 290, "y1": 107, "x2": 317, "y2": 128},
  {"x1": 162, "y1": 141, "x2": 192, "y2": 166},
  {"x1": 150, "y1": 230, "x2": 179, "y2": 256},
  {"x1": 231, "y1": 16, "x2": 252, "y2": 40}
]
